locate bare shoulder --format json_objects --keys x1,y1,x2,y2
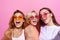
[
  {"x1": 4, "y1": 29, "x2": 13, "y2": 38},
  {"x1": 2, "y1": 29, "x2": 13, "y2": 40},
  {"x1": 5, "y1": 29, "x2": 12, "y2": 35},
  {"x1": 25, "y1": 25, "x2": 32, "y2": 30},
  {"x1": 24, "y1": 25, "x2": 32, "y2": 33}
]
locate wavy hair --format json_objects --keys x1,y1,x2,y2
[{"x1": 9, "y1": 10, "x2": 27, "y2": 29}]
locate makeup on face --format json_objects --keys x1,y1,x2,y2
[
  {"x1": 14, "y1": 15, "x2": 24, "y2": 28},
  {"x1": 29, "y1": 15, "x2": 38, "y2": 26}
]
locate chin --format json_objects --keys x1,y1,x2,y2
[
  {"x1": 32, "y1": 23, "x2": 37, "y2": 26},
  {"x1": 44, "y1": 21, "x2": 49, "y2": 24},
  {"x1": 16, "y1": 25, "x2": 21, "y2": 28}
]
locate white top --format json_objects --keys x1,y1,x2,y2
[
  {"x1": 39, "y1": 26, "x2": 60, "y2": 40},
  {"x1": 12, "y1": 29, "x2": 25, "y2": 40}
]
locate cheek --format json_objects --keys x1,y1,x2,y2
[
  {"x1": 47, "y1": 15, "x2": 52, "y2": 22},
  {"x1": 14, "y1": 18, "x2": 16, "y2": 22},
  {"x1": 46, "y1": 18, "x2": 51, "y2": 24},
  {"x1": 36, "y1": 18, "x2": 39, "y2": 21},
  {"x1": 47, "y1": 14, "x2": 52, "y2": 19},
  {"x1": 30, "y1": 20, "x2": 33, "y2": 24},
  {"x1": 20, "y1": 21, "x2": 24, "y2": 25}
]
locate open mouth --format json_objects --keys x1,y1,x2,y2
[
  {"x1": 33, "y1": 21, "x2": 37, "y2": 23},
  {"x1": 16, "y1": 21, "x2": 20, "y2": 24}
]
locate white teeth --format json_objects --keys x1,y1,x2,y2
[
  {"x1": 33, "y1": 21, "x2": 36, "y2": 22},
  {"x1": 16, "y1": 22, "x2": 20, "y2": 24}
]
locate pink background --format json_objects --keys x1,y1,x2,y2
[{"x1": 0, "y1": 0, "x2": 60, "y2": 40}]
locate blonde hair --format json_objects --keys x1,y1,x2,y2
[
  {"x1": 26, "y1": 10, "x2": 40, "y2": 33},
  {"x1": 26, "y1": 10, "x2": 37, "y2": 24}
]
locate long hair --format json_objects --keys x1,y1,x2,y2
[
  {"x1": 39, "y1": 7, "x2": 60, "y2": 26},
  {"x1": 26, "y1": 10, "x2": 40, "y2": 33},
  {"x1": 2, "y1": 10, "x2": 27, "y2": 40},
  {"x1": 9, "y1": 10, "x2": 27, "y2": 29}
]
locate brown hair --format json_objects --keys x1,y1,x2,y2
[
  {"x1": 2, "y1": 10, "x2": 27, "y2": 40},
  {"x1": 9, "y1": 10, "x2": 27, "y2": 29},
  {"x1": 39, "y1": 7, "x2": 60, "y2": 26}
]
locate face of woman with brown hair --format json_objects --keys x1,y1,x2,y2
[
  {"x1": 14, "y1": 13, "x2": 24, "y2": 28},
  {"x1": 40, "y1": 9, "x2": 53, "y2": 24},
  {"x1": 27, "y1": 12, "x2": 39, "y2": 26}
]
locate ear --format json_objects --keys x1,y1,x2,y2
[{"x1": 50, "y1": 13, "x2": 53, "y2": 16}]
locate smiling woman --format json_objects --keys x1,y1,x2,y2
[
  {"x1": 2, "y1": 10, "x2": 27, "y2": 40},
  {"x1": 25, "y1": 10, "x2": 40, "y2": 40},
  {"x1": 39, "y1": 7, "x2": 60, "y2": 40}
]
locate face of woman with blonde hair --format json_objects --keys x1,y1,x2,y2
[
  {"x1": 27, "y1": 11, "x2": 39, "y2": 26},
  {"x1": 14, "y1": 13, "x2": 24, "y2": 28}
]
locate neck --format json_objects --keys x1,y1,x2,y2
[
  {"x1": 47, "y1": 19, "x2": 55, "y2": 26},
  {"x1": 14, "y1": 27, "x2": 22, "y2": 31}
]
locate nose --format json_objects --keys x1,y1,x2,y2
[
  {"x1": 16, "y1": 18, "x2": 19, "y2": 20},
  {"x1": 42, "y1": 15, "x2": 47, "y2": 19},
  {"x1": 34, "y1": 17, "x2": 37, "y2": 19}
]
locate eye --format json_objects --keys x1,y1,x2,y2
[
  {"x1": 35, "y1": 15, "x2": 39, "y2": 18},
  {"x1": 19, "y1": 16, "x2": 23, "y2": 18},
  {"x1": 44, "y1": 13, "x2": 48, "y2": 15},
  {"x1": 19, "y1": 17, "x2": 22, "y2": 18},
  {"x1": 30, "y1": 16, "x2": 34, "y2": 19}
]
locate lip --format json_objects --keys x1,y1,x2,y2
[
  {"x1": 16, "y1": 21, "x2": 20, "y2": 24},
  {"x1": 42, "y1": 18, "x2": 46, "y2": 22},
  {"x1": 33, "y1": 20, "x2": 37, "y2": 23},
  {"x1": 42, "y1": 17, "x2": 47, "y2": 20}
]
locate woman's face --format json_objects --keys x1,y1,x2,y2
[
  {"x1": 40, "y1": 9, "x2": 52, "y2": 24},
  {"x1": 29, "y1": 12, "x2": 39, "y2": 26},
  {"x1": 14, "y1": 13, "x2": 24, "y2": 28}
]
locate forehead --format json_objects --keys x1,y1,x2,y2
[
  {"x1": 14, "y1": 13, "x2": 23, "y2": 17},
  {"x1": 27, "y1": 12, "x2": 37, "y2": 18},
  {"x1": 40, "y1": 9, "x2": 49, "y2": 14},
  {"x1": 31, "y1": 12, "x2": 37, "y2": 16}
]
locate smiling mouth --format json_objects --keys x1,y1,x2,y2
[
  {"x1": 42, "y1": 18, "x2": 47, "y2": 21},
  {"x1": 33, "y1": 21, "x2": 37, "y2": 23},
  {"x1": 16, "y1": 22, "x2": 20, "y2": 24}
]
